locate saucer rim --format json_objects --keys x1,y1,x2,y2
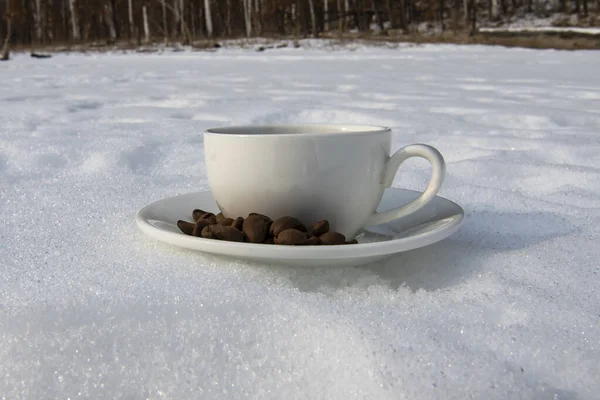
[{"x1": 135, "y1": 188, "x2": 465, "y2": 260}]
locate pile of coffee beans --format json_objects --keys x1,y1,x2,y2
[{"x1": 177, "y1": 209, "x2": 358, "y2": 245}]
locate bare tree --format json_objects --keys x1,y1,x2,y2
[
  {"x1": 161, "y1": 0, "x2": 167, "y2": 41},
  {"x1": 323, "y1": 0, "x2": 328, "y2": 31},
  {"x1": 104, "y1": 2, "x2": 117, "y2": 40},
  {"x1": 308, "y1": 0, "x2": 316, "y2": 36},
  {"x1": 68, "y1": 0, "x2": 79, "y2": 40},
  {"x1": 204, "y1": 0, "x2": 212, "y2": 36},
  {"x1": 242, "y1": 0, "x2": 252, "y2": 36},
  {"x1": 489, "y1": 0, "x2": 498, "y2": 19},
  {"x1": 128, "y1": 0, "x2": 134, "y2": 38},
  {"x1": 34, "y1": 0, "x2": 42, "y2": 42},
  {"x1": 143, "y1": 4, "x2": 150, "y2": 41},
  {"x1": 1, "y1": 0, "x2": 11, "y2": 60},
  {"x1": 344, "y1": 0, "x2": 349, "y2": 30},
  {"x1": 225, "y1": 0, "x2": 232, "y2": 35}
]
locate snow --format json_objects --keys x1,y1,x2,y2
[
  {"x1": 479, "y1": 26, "x2": 600, "y2": 34},
  {"x1": 1, "y1": 44, "x2": 600, "y2": 398}
]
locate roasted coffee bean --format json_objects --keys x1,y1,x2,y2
[
  {"x1": 202, "y1": 213, "x2": 218, "y2": 225},
  {"x1": 216, "y1": 212, "x2": 225, "y2": 222},
  {"x1": 217, "y1": 226, "x2": 245, "y2": 242},
  {"x1": 192, "y1": 209, "x2": 209, "y2": 222},
  {"x1": 201, "y1": 224, "x2": 215, "y2": 239},
  {"x1": 200, "y1": 224, "x2": 245, "y2": 242},
  {"x1": 231, "y1": 217, "x2": 244, "y2": 230},
  {"x1": 310, "y1": 220, "x2": 329, "y2": 237},
  {"x1": 274, "y1": 228, "x2": 308, "y2": 245},
  {"x1": 219, "y1": 218, "x2": 234, "y2": 226},
  {"x1": 243, "y1": 214, "x2": 269, "y2": 243},
  {"x1": 177, "y1": 220, "x2": 195, "y2": 235},
  {"x1": 193, "y1": 219, "x2": 213, "y2": 237},
  {"x1": 248, "y1": 212, "x2": 272, "y2": 224},
  {"x1": 270, "y1": 216, "x2": 306, "y2": 236},
  {"x1": 305, "y1": 236, "x2": 320, "y2": 245},
  {"x1": 346, "y1": 239, "x2": 358, "y2": 245},
  {"x1": 319, "y1": 231, "x2": 346, "y2": 245}
]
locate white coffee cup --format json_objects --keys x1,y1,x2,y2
[{"x1": 203, "y1": 124, "x2": 446, "y2": 239}]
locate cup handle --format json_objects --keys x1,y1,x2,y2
[{"x1": 364, "y1": 144, "x2": 446, "y2": 228}]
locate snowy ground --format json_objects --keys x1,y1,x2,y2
[{"x1": 1, "y1": 44, "x2": 599, "y2": 399}]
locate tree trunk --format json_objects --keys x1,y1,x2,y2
[
  {"x1": 46, "y1": 0, "x2": 55, "y2": 42},
  {"x1": 253, "y1": 0, "x2": 262, "y2": 36},
  {"x1": 161, "y1": 0, "x2": 167, "y2": 41},
  {"x1": 469, "y1": 0, "x2": 476, "y2": 34},
  {"x1": 104, "y1": 2, "x2": 117, "y2": 40},
  {"x1": 143, "y1": 5, "x2": 150, "y2": 42},
  {"x1": 440, "y1": 0, "x2": 445, "y2": 31},
  {"x1": 190, "y1": 0, "x2": 195, "y2": 37},
  {"x1": 204, "y1": 0, "x2": 213, "y2": 36},
  {"x1": 337, "y1": 0, "x2": 342, "y2": 31},
  {"x1": 452, "y1": 0, "x2": 460, "y2": 31},
  {"x1": 582, "y1": 0, "x2": 587, "y2": 15},
  {"x1": 179, "y1": 0, "x2": 184, "y2": 37},
  {"x1": 574, "y1": 0, "x2": 581, "y2": 14},
  {"x1": 324, "y1": 0, "x2": 329, "y2": 31},
  {"x1": 128, "y1": 0, "x2": 134, "y2": 38},
  {"x1": 397, "y1": 0, "x2": 407, "y2": 32},
  {"x1": 68, "y1": 0, "x2": 79, "y2": 40},
  {"x1": 293, "y1": 1, "x2": 299, "y2": 36},
  {"x1": 527, "y1": 0, "x2": 532, "y2": 12},
  {"x1": 491, "y1": 0, "x2": 498, "y2": 19},
  {"x1": 242, "y1": 0, "x2": 252, "y2": 36},
  {"x1": 384, "y1": 0, "x2": 395, "y2": 28},
  {"x1": 308, "y1": 0, "x2": 317, "y2": 37},
  {"x1": 344, "y1": 0, "x2": 349, "y2": 30},
  {"x1": 172, "y1": 0, "x2": 180, "y2": 37},
  {"x1": 225, "y1": 0, "x2": 232, "y2": 35},
  {"x1": 34, "y1": 0, "x2": 43, "y2": 42},
  {"x1": 1, "y1": 0, "x2": 11, "y2": 61}
]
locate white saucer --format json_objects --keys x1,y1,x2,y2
[{"x1": 135, "y1": 188, "x2": 465, "y2": 267}]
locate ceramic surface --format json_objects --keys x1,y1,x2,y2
[
  {"x1": 204, "y1": 124, "x2": 446, "y2": 238},
  {"x1": 135, "y1": 188, "x2": 465, "y2": 268}
]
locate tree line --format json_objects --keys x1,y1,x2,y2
[{"x1": 1, "y1": 0, "x2": 598, "y2": 49}]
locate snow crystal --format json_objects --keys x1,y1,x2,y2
[{"x1": 1, "y1": 44, "x2": 599, "y2": 399}]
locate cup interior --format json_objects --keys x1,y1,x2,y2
[{"x1": 205, "y1": 124, "x2": 390, "y2": 136}]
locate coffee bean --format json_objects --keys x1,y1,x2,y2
[
  {"x1": 177, "y1": 220, "x2": 195, "y2": 235},
  {"x1": 193, "y1": 219, "x2": 213, "y2": 237},
  {"x1": 243, "y1": 214, "x2": 269, "y2": 243},
  {"x1": 310, "y1": 220, "x2": 329, "y2": 237},
  {"x1": 201, "y1": 224, "x2": 215, "y2": 239},
  {"x1": 200, "y1": 224, "x2": 245, "y2": 242},
  {"x1": 275, "y1": 228, "x2": 308, "y2": 245},
  {"x1": 216, "y1": 212, "x2": 225, "y2": 222},
  {"x1": 201, "y1": 213, "x2": 218, "y2": 225},
  {"x1": 271, "y1": 216, "x2": 306, "y2": 236},
  {"x1": 305, "y1": 236, "x2": 320, "y2": 245},
  {"x1": 192, "y1": 209, "x2": 209, "y2": 222},
  {"x1": 231, "y1": 217, "x2": 244, "y2": 230},
  {"x1": 248, "y1": 212, "x2": 272, "y2": 224},
  {"x1": 217, "y1": 226, "x2": 245, "y2": 242},
  {"x1": 219, "y1": 218, "x2": 234, "y2": 226},
  {"x1": 319, "y1": 231, "x2": 346, "y2": 245}
]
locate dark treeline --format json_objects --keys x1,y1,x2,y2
[{"x1": 1, "y1": 0, "x2": 598, "y2": 47}]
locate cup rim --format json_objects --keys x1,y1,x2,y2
[{"x1": 204, "y1": 123, "x2": 391, "y2": 137}]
